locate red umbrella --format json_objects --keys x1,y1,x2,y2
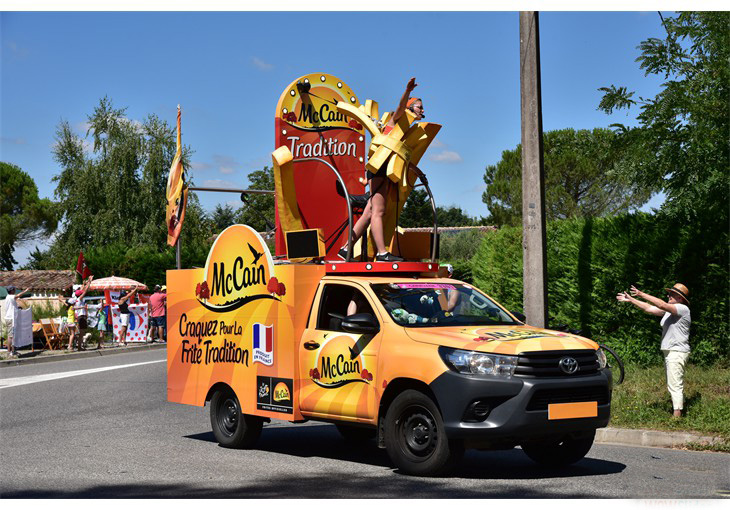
[{"x1": 88, "y1": 276, "x2": 148, "y2": 291}]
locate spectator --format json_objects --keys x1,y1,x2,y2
[
  {"x1": 117, "y1": 286, "x2": 138, "y2": 347},
  {"x1": 66, "y1": 276, "x2": 93, "y2": 350},
  {"x1": 3, "y1": 286, "x2": 30, "y2": 357},
  {"x1": 148, "y1": 284, "x2": 167, "y2": 343},
  {"x1": 95, "y1": 302, "x2": 110, "y2": 349},
  {"x1": 616, "y1": 283, "x2": 691, "y2": 418}
]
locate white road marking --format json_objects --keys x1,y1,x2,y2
[{"x1": 0, "y1": 359, "x2": 166, "y2": 389}]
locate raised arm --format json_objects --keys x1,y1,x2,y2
[
  {"x1": 77, "y1": 276, "x2": 94, "y2": 300},
  {"x1": 16, "y1": 287, "x2": 32, "y2": 299},
  {"x1": 630, "y1": 285, "x2": 678, "y2": 315},
  {"x1": 616, "y1": 290, "x2": 664, "y2": 317},
  {"x1": 390, "y1": 77, "x2": 418, "y2": 125}
]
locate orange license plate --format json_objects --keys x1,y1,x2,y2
[{"x1": 548, "y1": 401, "x2": 598, "y2": 420}]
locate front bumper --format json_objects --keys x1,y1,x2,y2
[{"x1": 429, "y1": 369, "x2": 612, "y2": 445}]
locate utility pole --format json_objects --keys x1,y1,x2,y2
[{"x1": 519, "y1": 11, "x2": 548, "y2": 328}]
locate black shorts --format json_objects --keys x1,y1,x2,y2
[{"x1": 78, "y1": 316, "x2": 88, "y2": 330}]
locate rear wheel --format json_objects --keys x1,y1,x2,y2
[
  {"x1": 521, "y1": 430, "x2": 595, "y2": 467},
  {"x1": 335, "y1": 423, "x2": 376, "y2": 443},
  {"x1": 384, "y1": 390, "x2": 464, "y2": 476},
  {"x1": 210, "y1": 387, "x2": 263, "y2": 448}
]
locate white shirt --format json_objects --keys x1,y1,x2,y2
[
  {"x1": 660, "y1": 303, "x2": 691, "y2": 352},
  {"x1": 4, "y1": 295, "x2": 18, "y2": 323}
]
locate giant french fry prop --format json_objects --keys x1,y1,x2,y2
[{"x1": 336, "y1": 100, "x2": 441, "y2": 258}]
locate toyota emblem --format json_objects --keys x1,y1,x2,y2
[{"x1": 559, "y1": 357, "x2": 579, "y2": 375}]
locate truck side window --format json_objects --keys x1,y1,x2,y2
[{"x1": 317, "y1": 284, "x2": 375, "y2": 332}]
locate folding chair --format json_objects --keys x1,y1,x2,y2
[
  {"x1": 51, "y1": 318, "x2": 71, "y2": 349},
  {"x1": 39, "y1": 319, "x2": 63, "y2": 350}
]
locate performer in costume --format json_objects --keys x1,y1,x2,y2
[{"x1": 338, "y1": 77, "x2": 427, "y2": 262}]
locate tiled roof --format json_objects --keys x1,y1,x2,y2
[{"x1": 0, "y1": 270, "x2": 76, "y2": 291}]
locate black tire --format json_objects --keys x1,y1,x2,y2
[
  {"x1": 521, "y1": 430, "x2": 595, "y2": 467},
  {"x1": 210, "y1": 387, "x2": 263, "y2": 448},
  {"x1": 384, "y1": 390, "x2": 464, "y2": 476},
  {"x1": 335, "y1": 423, "x2": 376, "y2": 442}
]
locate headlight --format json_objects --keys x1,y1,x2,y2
[
  {"x1": 439, "y1": 347, "x2": 518, "y2": 378},
  {"x1": 596, "y1": 348, "x2": 607, "y2": 369}
]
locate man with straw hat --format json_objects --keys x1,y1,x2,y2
[{"x1": 616, "y1": 283, "x2": 692, "y2": 418}]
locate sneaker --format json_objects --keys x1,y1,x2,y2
[{"x1": 375, "y1": 252, "x2": 404, "y2": 262}]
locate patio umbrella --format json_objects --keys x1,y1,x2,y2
[{"x1": 88, "y1": 276, "x2": 148, "y2": 291}]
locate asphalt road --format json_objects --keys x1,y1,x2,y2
[{"x1": 0, "y1": 349, "x2": 727, "y2": 499}]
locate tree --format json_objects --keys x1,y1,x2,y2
[
  {"x1": 0, "y1": 162, "x2": 58, "y2": 269},
  {"x1": 482, "y1": 128, "x2": 652, "y2": 226},
  {"x1": 210, "y1": 204, "x2": 237, "y2": 232},
  {"x1": 27, "y1": 97, "x2": 213, "y2": 277},
  {"x1": 598, "y1": 12, "x2": 729, "y2": 225},
  {"x1": 399, "y1": 189, "x2": 481, "y2": 228},
  {"x1": 235, "y1": 166, "x2": 275, "y2": 232}
]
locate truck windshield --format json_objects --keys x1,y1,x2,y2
[{"x1": 370, "y1": 282, "x2": 519, "y2": 328}]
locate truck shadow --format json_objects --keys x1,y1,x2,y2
[{"x1": 185, "y1": 423, "x2": 626, "y2": 481}]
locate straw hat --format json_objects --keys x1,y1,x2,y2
[{"x1": 665, "y1": 283, "x2": 690, "y2": 304}]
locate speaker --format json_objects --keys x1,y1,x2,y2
[{"x1": 285, "y1": 229, "x2": 325, "y2": 262}]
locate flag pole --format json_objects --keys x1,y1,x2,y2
[{"x1": 175, "y1": 104, "x2": 182, "y2": 270}]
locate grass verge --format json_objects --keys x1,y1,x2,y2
[{"x1": 609, "y1": 363, "x2": 730, "y2": 452}]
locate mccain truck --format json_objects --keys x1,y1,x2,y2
[{"x1": 167, "y1": 224, "x2": 613, "y2": 476}]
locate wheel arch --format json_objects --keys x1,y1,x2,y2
[
  {"x1": 204, "y1": 382, "x2": 234, "y2": 406},
  {"x1": 377, "y1": 377, "x2": 441, "y2": 446}
]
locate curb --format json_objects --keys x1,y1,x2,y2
[
  {"x1": 0, "y1": 343, "x2": 167, "y2": 368},
  {"x1": 595, "y1": 426, "x2": 723, "y2": 448}
]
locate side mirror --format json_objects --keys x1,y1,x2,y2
[
  {"x1": 341, "y1": 313, "x2": 379, "y2": 334},
  {"x1": 511, "y1": 311, "x2": 526, "y2": 323}
]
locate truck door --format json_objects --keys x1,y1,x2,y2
[{"x1": 298, "y1": 283, "x2": 382, "y2": 420}]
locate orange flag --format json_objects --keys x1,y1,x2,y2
[{"x1": 166, "y1": 105, "x2": 188, "y2": 246}]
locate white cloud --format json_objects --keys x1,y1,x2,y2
[
  {"x1": 213, "y1": 154, "x2": 239, "y2": 175},
  {"x1": 1, "y1": 136, "x2": 26, "y2": 145},
  {"x1": 430, "y1": 139, "x2": 446, "y2": 149},
  {"x1": 7, "y1": 42, "x2": 29, "y2": 59},
  {"x1": 203, "y1": 179, "x2": 237, "y2": 188},
  {"x1": 252, "y1": 56, "x2": 273, "y2": 71},
  {"x1": 429, "y1": 150, "x2": 463, "y2": 163},
  {"x1": 190, "y1": 161, "x2": 212, "y2": 171}
]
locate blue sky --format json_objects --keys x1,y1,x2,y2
[{"x1": 2, "y1": 10, "x2": 671, "y2": 267}]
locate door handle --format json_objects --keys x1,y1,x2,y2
[{"x1": 304, "y1": 341, "x2": 320, "y2": 350}]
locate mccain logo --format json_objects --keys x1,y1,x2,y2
[{"x1": 197, "y1": 225, "x2": 280, "y2": 313}]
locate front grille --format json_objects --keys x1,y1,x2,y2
[
  {"x1": 526, "y1": 385, "x2": 610, "y2": 411},
  {"x1": 514, "y1": 349, "x2": 599, "y2": 378}
]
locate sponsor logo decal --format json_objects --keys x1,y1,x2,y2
[
  {"x1": 197, "y1": 225, "x2": 279, "y2": 313},
  {"x1": 309, "y1": 335, "x2": 373, "y2": 389},
  {"x1": 252, "y1": 323, "x2": 274, "y2": 366},
  {"x1": 257, "y1": 377, "x2": 293, "y2": 414},
  {"x1": 471, "y1": 328, "x2": 568, "y2": 342}
]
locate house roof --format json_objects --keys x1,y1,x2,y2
[{"x1": 0, "y1": 270, "x2": 76, "y2": 292}]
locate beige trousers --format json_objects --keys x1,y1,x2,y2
[{"x1": 662, "y1": 350, "x2": 690, "y2": 410}]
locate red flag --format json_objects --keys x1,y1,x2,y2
[{"x1": 76, "y1": 252, "x2": 93, "y2": 280}]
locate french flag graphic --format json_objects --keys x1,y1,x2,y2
[{"x1": 252, "y1": 323, "x2": 274, "y2": 366}]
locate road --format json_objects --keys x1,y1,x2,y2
[{"x1": 0, "y1": 349, "x2": 727, "y2": 498}]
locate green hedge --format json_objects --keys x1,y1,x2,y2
[{"x1": 471, "y1": 213, "x2": 729, "y2": 366}]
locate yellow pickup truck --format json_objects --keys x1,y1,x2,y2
[{"x1": 167, "y1": 224, "x2": 612, "y2": 475}]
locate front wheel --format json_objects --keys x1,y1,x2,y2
[
  {"x1": 384, "y1": 390, "x2": 464, "y2": 476},
  {"x1": 521, "y1": 430, "x2": 595, "y2": 467},
  {"x1": 210, "y1": 387, "x2": 263, "y2": 448}
]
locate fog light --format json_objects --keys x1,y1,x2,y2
[{"x1": 464, "y1": 400, "x2": 491, "y2": 422}]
